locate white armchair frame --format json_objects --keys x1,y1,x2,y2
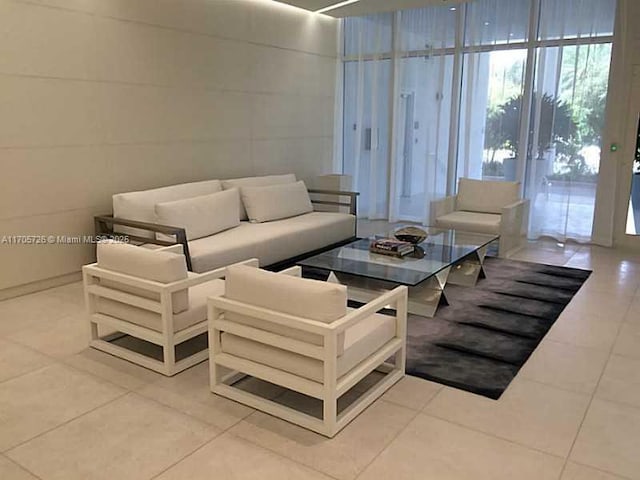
[
  {"x1": 83, "y1": 245, "x2": 259, "y2": 376},
  {"x1": 208, "y1": 269, "x2": 408, "y2": 437},
  {"x1": 431, "y1": 195, "x2": 530, "y2": 257}
]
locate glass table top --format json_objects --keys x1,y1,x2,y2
[{"x1": 298, "y1": 226, "x2": 499, "y2": 287}]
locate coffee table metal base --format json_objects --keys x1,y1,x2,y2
[{"x1": 327, "y1": 246, "x2": 489, "y2": 318}]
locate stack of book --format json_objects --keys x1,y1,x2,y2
[{"x1": 369, "y1": 238, "x2": 414, "y2": 258}]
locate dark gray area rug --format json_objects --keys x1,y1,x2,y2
[{"x1": 405, "y1": 257, "x2": 591, "y2": 399}]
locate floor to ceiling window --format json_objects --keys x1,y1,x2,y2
[{"x1": 340, "y1": 0, "x2": 616, "y2": 243}]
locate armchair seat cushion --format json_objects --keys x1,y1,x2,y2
[
  {"x1": 220, "y1": 309, "x2": 396, "y2": 383},
  {"x1": 96, "y1": 278, "x2": 225, "y2": 332},
  {"x1": 434, "y1": 211, "x2": 501, "y2": 235}
]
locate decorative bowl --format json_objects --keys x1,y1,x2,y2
[{"x1": 393, "y1": 226, "x2": 428, "y2": 245}]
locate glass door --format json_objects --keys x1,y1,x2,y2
[{"x1": 525, "y1": 43, "x2": 613, "y2": 242}]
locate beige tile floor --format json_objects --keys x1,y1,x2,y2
[{"x1": 0, "y1": 238, "x2": 639, "y2": 480}]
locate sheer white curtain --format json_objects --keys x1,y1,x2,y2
[
  {"x1": 343, "y1": 14, "x2": 393, "y2": 220},
  {"x1": 525, "y1": 0, "x2": 615, "y2": 242},
  {"x1": 456, "y1": 0, "x2": 531, "y2": 184},
  {"x1": 389, "y1": 6, "x2": 457, "y2": 224}
]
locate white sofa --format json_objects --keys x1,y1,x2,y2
[
  {"x1": 95, "y1": 174, "x2": 358, "y2": 272},
  {"x1": 430, "y1": 178, "x2": 530, "y2": 257}
]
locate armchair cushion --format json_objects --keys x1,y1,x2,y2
[
  {"x1": 155, "y1": 188, "x2": 240, "y2": 241},
  {"x1": 434, "y1": 211, "x2": 502, "y2": 235},
  {"x1": 112, "y1": 179, "x2": 222, "y2": 238},
  {"x1": 220, "y1": 308, "x2": 395, "y2": 382},
  {"x1": 221, "y1": 174, "x2": 296, "y2": 220},
  {"x1": 224, "y1": 265, "x2": 347, "y2": 352},
  {"x1": 241, "y1": 181, "x2": 313, "y2": 223},
  {"x1": 97, "y1": 242, "x2": 189, "y2": 314},
  {"x1": 457, "y1": 178, "x2": 519, "y2": 214},
  {"x1": 97, "y1": 278, "x2": 225, "y2": 332}
]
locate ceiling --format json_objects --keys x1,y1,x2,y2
[{"x1": 272, "y1": 0, "x2": 469, "y2": 17}]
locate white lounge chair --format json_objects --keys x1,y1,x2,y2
[
  {"x1": 208, "y1": 264, "x2": 408, "y2": 437},
  {"x1": 83, "y1": 241, "x2": 258, "y2": 376}
]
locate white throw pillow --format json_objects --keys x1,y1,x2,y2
[
  {"x1": 96, "y1": 242, "x2": 189, "y2": 314},
  {"x1": 456, "y1": 178, "x2": 519, "y2": 214},
  {"x1": 242, "y1": 181, "x2": 313, "y2": 223},
  {"x1": 221, "y1": 174, "x2": 296, "y2": 220},
  {"x1": 112, "y1": 179, "x2": 222, "y2": 238},
  {"x1": 155, "y1": 189, "x2": 240, "y2": 241}
]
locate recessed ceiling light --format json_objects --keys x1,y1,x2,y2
[
  {"x1": 449, "y1": 7, "x2": 457, "y2": 11},
  {"x1": 315, "y1": 0, "x2": 360, "y2": 14}
]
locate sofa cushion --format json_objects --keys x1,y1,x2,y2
[
  {"x1": 155, "y1": 189, "x2": 240, "y2": 242},
  {"x1": 97, "y1": 278, "x2": 224, "y2": 332},
  {"x1": 220, "y1": 310, "x2": 396, "y2": 383},
  {"x1": 97, "y1": 242, "x2": 189, "y2": 314},
  {"x1": 242, "y1": 181, "x2": 313, "y2": 223},
  {"x1": 112, "y1": 179, "x2": 222, "y2": 238},
  {"x1": 456, "y1": 178, "x2": 519, "y2": 214},
  {"x1": 188, "y1": 212, "x2": 356, "y2": 272},
  {"x1": 221, "y1": 174, "x2": 296, "y2": 220},
  {"x1": 434, "y1": 211, "x2": 502, "y2": 235}
]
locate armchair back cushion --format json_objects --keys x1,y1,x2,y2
[
  {"x1": 155, "y1": 189, "x2": 240, "y2": 241},
  {"x1": 241, "y1": 181, "x2": 313, "y2": 223},
  {"x1": 456, "y1": 178, "x2": 519, "y2": 214},
  {"x1": 221, "y1": 174, "x2": 296, "y2": 220},
  {"x1": 112, "y1": 179, "x2": 222, "y2": 238},
  {"x1": 96, "y1": 242, "x2": 189, "y2": 314},
  {"x1": 224, "y1": 265, "x2": 347, "y2": 352}
]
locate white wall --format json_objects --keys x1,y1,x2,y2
[
  {"x1": 0, "y1": 0, "x2": 338, "y2": 296},
  {"x1": 594, "y1": 0, "x2": 640, "y2": 248}
]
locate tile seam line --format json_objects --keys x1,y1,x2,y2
[
  {"x1": 0, "y1": 206, "x2": 109, "y2": 223},
  {"x1": 148, "y1": 427, "x2": 340, "y2": 480},
  {"x1": 131, "y1": 383, "x2": 251, "y2": 433},
  {"x1": 0, "y1": 72, "x2": 336, "y2": 98},
  {"x1": 9, "y1": 0, "x2": 338, "y2": 60},
  {"x1": 2, "y1": 389, "x2": 128, "y2": 455},
  {"x1": 0, "y1": 135, "x2": 334, "y2": 153},
  {"x1": 353, "y1": 407, "x2": 423, "y2": 480},
  {"x1": 515, "y1": 375, "x2": 600, "y2": 397},
  {"x1": 556, "y1": 300, "x2": 632, "y2": 479},
  {"x1": 1, "y1": 453, "x2": 46, "y2": 480},
  {"x1": 232, "y1": 403, "x2": 418, "y2": 480},
  {"x1": 418, "y1": 409, "x2": 569, "y2": 460}
]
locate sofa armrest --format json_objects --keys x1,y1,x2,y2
[
  {"x1": 94, "y1": 214, "x2": 192, "y2": 271},
  {"x1": 430, "y1": 195, "x2": 457, "y2": 221},
  {"x1": 308, "y1": 189, "x2": 359, "y2": 238},
  {"x1": 501, "y1": 199, "x2": 529, "y2": 235},
  {"x1": 308, "y1": 189, "x2": 359, "y2": 215}
]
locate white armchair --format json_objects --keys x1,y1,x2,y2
[
  {"x1": 208, "y1": 265, "x2": 407, "y2": 437},
  {"x1": 430, "y1": 178, "x2": 530, "y2": 257},
  {"x1": 83, "y1": 241, "x2": 258, "y2": 376}
]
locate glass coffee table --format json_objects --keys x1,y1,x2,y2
[{"x1": 298, "y1": 227, "x2": 499, "y2": 317}]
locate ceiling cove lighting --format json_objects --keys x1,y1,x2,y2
[{"x1": 315, "y1": 0, "x2": 360, "y2": 14}]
